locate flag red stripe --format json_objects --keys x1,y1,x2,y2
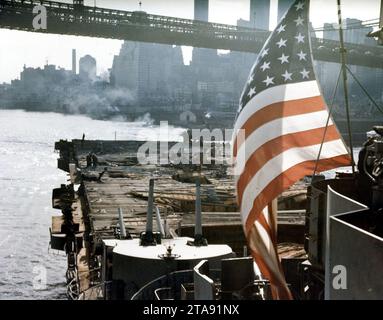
[
  {"x1": 233, "y1": 96, "x2": 326, "y2": 157},
  {"x1": 236, "y1": 125, "x2": 341, "y2": 206},
  {"x1": 245, "y1": 154, "x2": 351, "y2": 233}
]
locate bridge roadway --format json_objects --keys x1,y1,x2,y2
[{"x1": 1, "y1": 0, "x2": 382, "y2": 68}]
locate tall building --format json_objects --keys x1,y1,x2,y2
[
  {"x1": 250, "y1": 0, "x2": 270, "y2": 30},
  {"x1": 110, "y1": 41, "x2": 184, "y2": 105},
  {"x1": 323, "y1": 23, "x2": 337, "y2": 41},
  {"x1": 79, "y1": 55, "x2": 96, "y2": 81},
  {"x1": 192, "y1": 0, "x2": 216, "y2": 91},
  {"x1": 344, "y1": 18, "x2": 376, "y2": 45},
  {"x1": 277, "y1": 0, "x2": 294, "y2": 22},
  {"x1": 194, "y1": 0, "x2": 209, "y2": 22},
  {"x1": 323, "y1": 19, "x2": 376, "y2": 45},
  {"x1": 319, "y1": 18, "x2": 381, "y2": 117}
]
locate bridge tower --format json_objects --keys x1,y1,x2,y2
[{"x1": 194, "y1": 0, "x2": 209, "y2": 22}]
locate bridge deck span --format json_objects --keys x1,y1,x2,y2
[{"x1": 1, "y1": 0, "x2": 382, "y2": 68}]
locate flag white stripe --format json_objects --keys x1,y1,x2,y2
[
  {"x1": 234, "y1": 80, "x2": 321, "y2": 133},
  {"x1": 240, "y1": 139, "x2": 348, "y2": 224},
  {"x1": 234, "y1": 110, "x2": 333, "y2": 178}
]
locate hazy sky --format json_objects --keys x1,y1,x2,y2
[{"x1": 0, "y1": 0, "x2": 380, "y2": 83}]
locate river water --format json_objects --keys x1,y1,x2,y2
[{"x1": 0, "y1": 110, "x2": 184, "y2": 299}]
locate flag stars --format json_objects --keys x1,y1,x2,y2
[
  {"x1": 262, "y1": 76, "x2": 274, "y2": 87},
  {"x1": 247, "y1": 87, "x2": 256, "y2": 98},
  {"x1": 297, "y1": 50, "x2": 307, "y2": 61},
  {"x1": 236, "y1": 0, "x2": 315, "y2": 112},
  {"x1": 277, "y1": 24, "x2": 286, "y2": 33},
  {"x1": 277, "y1": 53, "x2": 289, "y2": 64},
  {"x1": 260, "y1": 61, "x2": 271, "y2": 71},
  {"x1": 295, "y1": 33, "x2": 305, "y2": 43},
  {"x1": 282, "y1": 70, "x2": 293, "y2": 81},
  {"x1": 300, "y1": 68, "x2": 310, "y2": 79},
  {"x1": 276, "y1": 38, "x2": 287, "y2": 48},
  {"x1": 261, "y1": 48, "x2": 269, "y2": 57},
  {"x1": 294, "y1": 16, "x2": 304, "y2": 26},
  {"x1": 295, "y1": 2, "x2": 304, "y2": 11}
]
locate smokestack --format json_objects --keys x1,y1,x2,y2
[
  {"x1": 72, "y1": 49, "x2": 77, "y2": 74},
  {"x1": 194, "y1": 0, "x2": 209, "y2": 22}
]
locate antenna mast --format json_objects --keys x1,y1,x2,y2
[{"x1": 336, "y1": 0, "x2": 355, "y2": 173}]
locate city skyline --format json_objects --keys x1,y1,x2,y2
[{"x1": 0, "y1": 0, "x2": 380, "y2": 83}]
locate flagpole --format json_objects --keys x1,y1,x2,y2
[{"x1": 337, "y1": 0, "x2": 355, "y2": 174}]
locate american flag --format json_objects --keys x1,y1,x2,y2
[{"x1": 232, "y1": 0, "x2": 351, "y2": 299}]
